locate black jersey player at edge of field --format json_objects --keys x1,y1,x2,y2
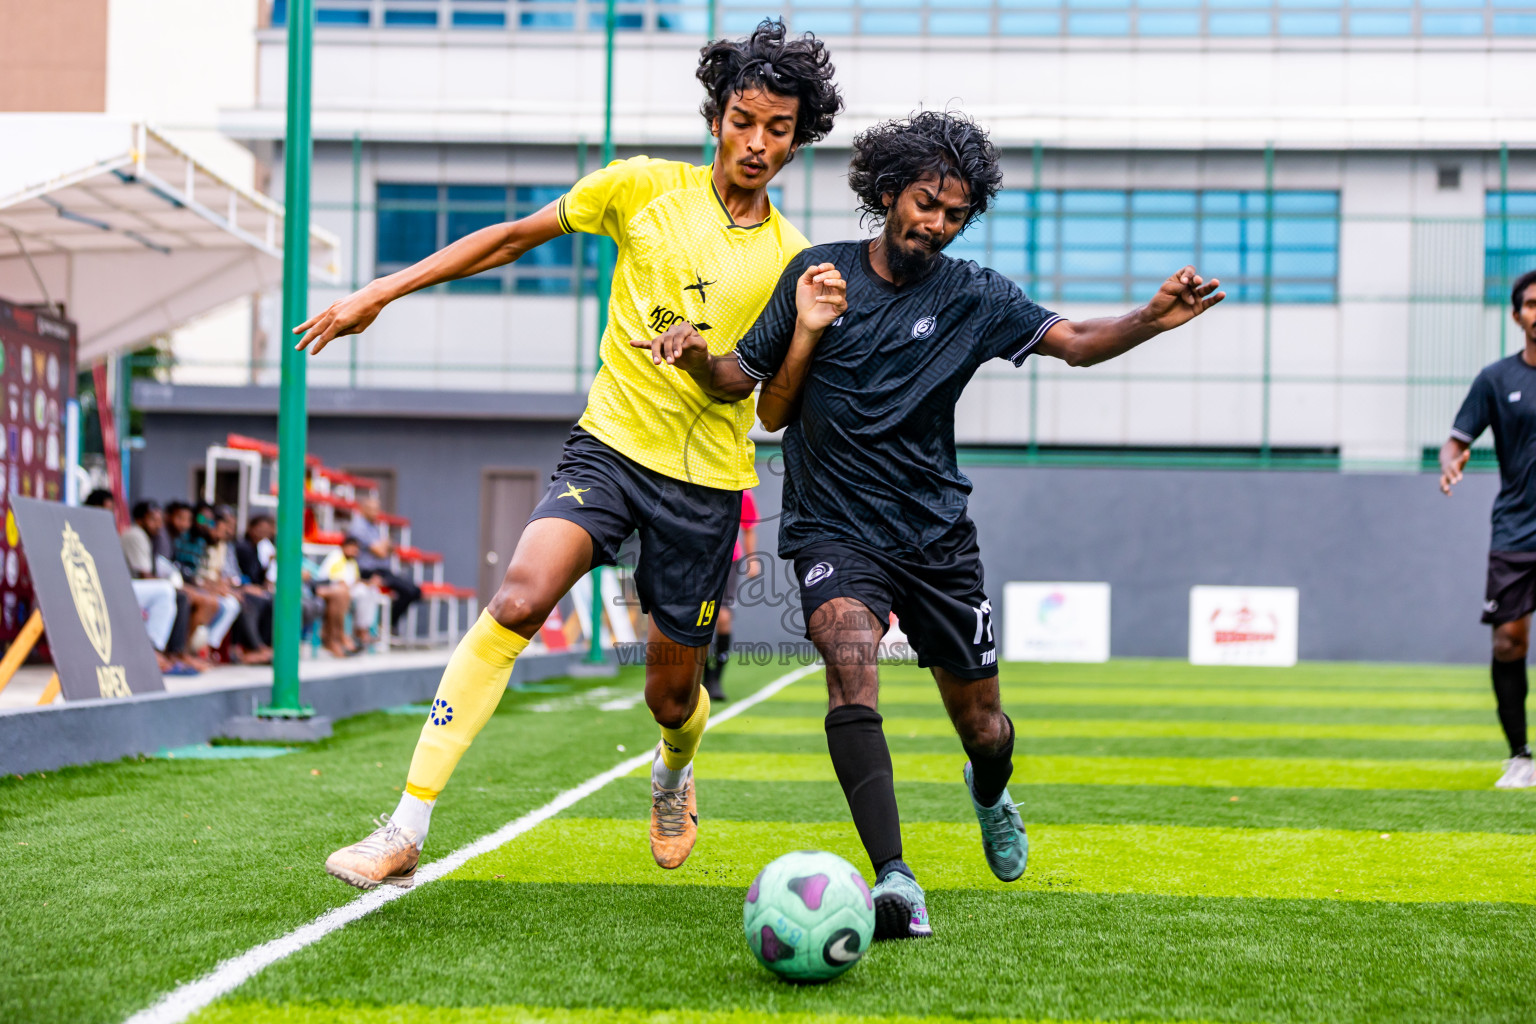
[
  {"x1": 1439, "y1": 267, "x2": 1536, "y2": 790},
  {"x1": 633, "y1": 110, "x2": 1225, "y2": 939}
]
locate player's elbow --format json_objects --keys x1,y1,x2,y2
[{"x1": 758, "y1": 405, "x2": 789, "y2": 433}]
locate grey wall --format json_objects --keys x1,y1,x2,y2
[{"x1": 136, "y1": 387, "x2": 1501, "y2": 664}]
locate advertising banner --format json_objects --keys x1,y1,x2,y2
[
  {"x1": 0, "y1": 299, "x2": 76, "y2": 650},
  {"x1": 1188, "y1": 585, "x2": 1300, "y2": 667},
  {"x1": 11, "y1": 498, "x2": 164, "y2": 700},
  {"x1": 1003, "y1": 582, "x2": 1111, "y2": 663}
]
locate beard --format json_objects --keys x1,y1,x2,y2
[{"x1": 881, "y1": 217, "x2": 945, "y2": 283}]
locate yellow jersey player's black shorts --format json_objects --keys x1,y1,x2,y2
[
  {"x1": 792, "y1": 518, "x2": 998, "y2": 681},
  {"x1": 530, "y1": 427, "x2": 739, "y2": 647}
]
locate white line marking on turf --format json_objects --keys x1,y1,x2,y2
[{"x1": 123, "y1": 662, "x2": 823, "y2": 1024}]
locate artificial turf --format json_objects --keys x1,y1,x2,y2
[{"x1": 3, "y1": 658, "x2": 1534, "y2": 1024}]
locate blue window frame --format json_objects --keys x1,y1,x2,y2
[
  {"x1": 947, "y1": 188, "x2": 1339, "y2": 304},
  {"x1": 1485, "y1": 192, "x2": 1536, "y2": 305},
  {"x1": 375, "y1": 183, "x2": 598, "y2": 294}
]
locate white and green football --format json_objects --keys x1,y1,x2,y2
[{"x1": 742, "y1": 850, "x2": 876, "y2": 983}]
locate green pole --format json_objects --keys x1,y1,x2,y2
[
  {"x1": 802, "y1": 146, "x2": 814, "y2": 239},
  {"x1": 1501, "y1": 143, "x2": 1510, "y2": 357},
  {"x1": 702, "y1": 0, "x2": 717, "y2": 166},
  {"x1": 573, "y1": 137, "x2": 587, "y2": 387},
  {"x1": 586, "y1": 0, "x2": 617, "y2": 665},
  {"x1": 265, "y1": 0, "x2": 314, "y2": 717},
  {"x1": 1260, "y1": 143, "x2": 1275, "y2": 466},
  {"x1": 1028, "y1": 141, "x2": 1042, "y2": 460},
  {"x1": 349, "y1": 131, "x2": 361, "y2": 389}
]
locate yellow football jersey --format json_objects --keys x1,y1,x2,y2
[{"x1": 558, "y1": 156, "x2": 807, "y2": 491}]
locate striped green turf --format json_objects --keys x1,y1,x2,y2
[
  {"x1": 764, "y1": 683, "x2": 1496, "y2": 710},
  {"x1": 199, "y1": 1002, "x2": 1228, "y2": 1024},
  {"x1": 454, "y1": 817, "x2": 1536, "y2": 904},
  {"x1": 712, "y1": 714, "x2": 1504, "y2": 743},
  {"x1": 674, "y1": 750, "x2": 1502, "y2": 790}
]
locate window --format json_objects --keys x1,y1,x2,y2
[
  {"x1": 374, "y1": 183, "x2": 598, "y2": 294},
  {"x1": 269, "y1": 0, "x2": 1536, "y2": 35},
  {"x1": 947, "y1": 189, "x2": 1340, "y2": 304},
  {"x1": 1485, "y1": 192, "x2": 1536, "y2": 305}
]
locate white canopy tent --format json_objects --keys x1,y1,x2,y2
[{"x1": 0, "y1": 115, "x2": 338, "y2": 364}]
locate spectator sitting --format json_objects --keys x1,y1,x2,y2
[
  {"x1": 205, "y1": 506, "x2": 273, "y2": 665},
  {"x1": 167, "y1": 501, "x2": 240, "y2": 660},
  {"x1": 116, "y1": 499, "x2": 202, "y2": 676},
  {"x1": 86, "y1": 491, "x2": 199, "y2": 677},
  {"x1": 320, "y1": 535, "x2": 386, "y2": 651},
  {"x1": 349, "y1": 496, "x2": 419, "y2": 636}
]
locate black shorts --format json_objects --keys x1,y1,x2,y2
[
  {"x1": 721, "y1": 560, "x2": 740, "y2": 609},
  {"x1": 1483, "y1": 550, "x2": 1536, "y2": 625},
  {"x1": 792, "y1": 519, "x2": 997, "y2": 680},
  {"x1": 529, "y1": 427, "x2": 739, "y2": 647}
]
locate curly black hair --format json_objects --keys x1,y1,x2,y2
[
  {"x1": 848, "y1": 110, "x2": 1003, "y2": 228},
  {"x1": 1514, "y1": 268, "x2": 1536, "y2": 313},
  {"x1": 696, "y1": 19, "x2": 842, "y2": 152}
]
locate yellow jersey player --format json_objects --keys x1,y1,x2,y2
[{"x1": 295, "y1": 19, "x2": 843, "y2": 888}]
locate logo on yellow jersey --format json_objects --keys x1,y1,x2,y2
[{"x1": 558, "y1": 482, "x2": 590, "y2": 505}]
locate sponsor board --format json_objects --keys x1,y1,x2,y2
[
  {"x1": 1003, "y1": 582, "x2": 1111, "y2": 663},
  {"x1": 1188, "y1": 585, "x2": 1299, "y2": 667}
]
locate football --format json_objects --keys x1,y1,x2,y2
[{"x1": 743, "y1": 850, "x2": 876, "y2": 983}]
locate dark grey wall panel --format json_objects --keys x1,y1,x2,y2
[{"x1": 137, "y1": 395, "x2": 1502, "y2": 664}]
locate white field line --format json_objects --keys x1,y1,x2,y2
[{"x1": 123, "y1": 661, "x2": 823, "y2": 1024}]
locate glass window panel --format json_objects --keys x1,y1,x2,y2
[
  {"x1": 930, "y1": 12, "x2": 993, "y2": 31},
  {"x1": 273, "y1": 0, "x2": 288, "y2": 25},
  {"x1": 446, "y1": 185, "x2": 506, "y2": 243},
  {"x1": 1272, "y1": 191, "x2": 1338, "y2": 213},
  {"x1": 1131, "y1": 249, "x2": 1196, "y2": 275},
  {"x1": 1349, "y1": 12, "x2": 1412, "y2": 31},
  {"x1": 1071, "y1": 0, "x2": 1131, "y2": 9},
  {"x1": 1061, "y1": 281, "x2": 1127, "y2": 301},
  {"x1": 1423, "y1": 12, "x2": 1486, "y2": 30},
  {"x1": 1139, "y1": 0, "x2": 1200, "y2": 8},
  {"x1": 383, "y1": 9, "x2": 440, "y2": 26},
  {"x1": 1423, "y1": 0, "x2": 1483, "y2": 8},
  {"x1": 999, "y1": 11, "x2": 1062, "y2": 30},
  {"x1": 998, "y1": 0, "x2": 1061, "y2": 7},
  {"x1": 522, "y1": 9, "x2": 574, "y2": 27},
  {"x1": 1067, "y1": 11, "x2": 1132, "y2": 30},
  {"x1": 1202, "y1": 191, "x2": 1243, "y2": 213},
  {"x1": 1494, "y1": 13, "x2": 1536, "y2": 30},
  {"x1": 1062, "y1": 191, "x2": 1126, "y2": 213},
  {"x1": 1279, "y1": 0, "x2": 1340, "y2": 7},
  {"x1": 1209, "y1": 11, "x2": 1272, "y2": 30},
  {"x1": 453, "y1": 10, "x2": 506, "y2": 25},
  {"x1": 588, "y1": 9, "x2": 644, "y2": 28},
  {"x1": 1138, "y1": 12, "x2": 1202, "y2": 30},
  {"x1": 376, "y1": 184, "x2": 438, "y2": 267},
  {"x1": 863, "y1": 0, "x2": 924, "y2": 7},
  {"x1": 317, "y1": 8, "x2": 374, "y2": 24},
  {"x1": 1346, "y1": 0, "x2": 1409, "y2": 7},
  {"x1": 1133, "y1": 218, "x2": 1197, "y2": 247},
  {"x1": 1208, "y1": 0, "x2": 1269, "y2": 9},
  {"x1": 861, "y1": 11, "x2": 924, "y2": 31},
  {"x1": 1201, "y1": 221, "x2": 1243, "y2": 247},
  {"x1": 655, "y1": 7, "x2": 708, "y2": 30},
  {"x1": 796, "y1": 10, "x2": 856, "y2": 31},
  {"x1": 446, "y1": 275, "x2": 504, "y2": 294},
  {"x1": 1132, "y1": 191, "x2": 1197, "y2": 213},
  {"x1": 1279, "y1": 11, "x2": 1343, "y2": 30}
]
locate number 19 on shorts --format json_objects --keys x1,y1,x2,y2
[{"x1": 697, "y1": 600, "x2": 717, "y2": 627}]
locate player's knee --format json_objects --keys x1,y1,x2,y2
[
  {"x1": 486, "y1": 583, "x2": 547, "y2": 634},
  {"x1": 953, "y1": 706, "x2": 1007, "y2": 752},
  {"x1": 1493, "y1": 630, "x2": 1529, "y2": 662}
]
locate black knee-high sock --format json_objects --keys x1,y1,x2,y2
[
  {"x1": 1491, "y1": 658, "x2": 1531, "y2": 757},
  {"x1": 825, "y1": 704, "x2": 906, "y2": 877},
  {"x1": 708, "y1": 630, "x2": 732, "y2": 684},
  {"x1": 963, "y1": 714, "x2": 1016, "y2": 807}
]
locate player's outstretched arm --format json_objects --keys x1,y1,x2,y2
[
  {"x1": 630, "y1": 323, "x2": 758, "y2": 402},
  {"x1": 1439, "y1": 438, "x2": 1472, "y2": 496},
  {"x1": 1034, "y1": 266, "x2": 1223, "y2": 368},
  {"x1": 757, "y1": 263, "x2": 846, "y2": 432},
  {"x1": 293, "y1": 202, "x2": 566, "y2": 355}
]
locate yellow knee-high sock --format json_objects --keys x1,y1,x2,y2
[
  {"x1": 659, "y1": 687, "x2": 710, "y2": 771},
  {"x1": 405, "y1": 610, "x2": 529, "y2": 800}
]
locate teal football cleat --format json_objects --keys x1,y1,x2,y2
[
  {"x1": 964, "y1": 761, "x2": 1029, "y2": 882},
  {"x1": 870, "y1": 869, "x2": 932, "y2": 939}
]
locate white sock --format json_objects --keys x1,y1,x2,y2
[
  {"x1": 652, "y1": 752, "x2": 688, "y2": 791},
  {"x1": 391, "y1": 791, "x2": 433, "y2": 849}
]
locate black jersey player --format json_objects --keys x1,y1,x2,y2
[
  {"x1": 1439, "y1": 268, "x2": 1536, "y2": 789},
  {"x1": 633, "y1": 111, "x2": 1224, "y2": 938}
]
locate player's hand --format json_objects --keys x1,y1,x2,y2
[
  {"x1": 795, "y1": 262, "x2": 847, "y2": 333},
  {"x1": 630, "y1": 322, "x2": 709, "y2": 374},
  {"x1": 1144, "y1": 266, "x2": 1224, "y2": 331},
  {"x1": 1440, "y1": 444, "x2": 1471, "y2": 495},
  {"x1": 293, "y1": 283, "x2": 389, "y2": 355}
]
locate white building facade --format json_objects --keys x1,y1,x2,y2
[{"x1": 225, "y1": 0, "x2": 1536, "y2": 466}]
